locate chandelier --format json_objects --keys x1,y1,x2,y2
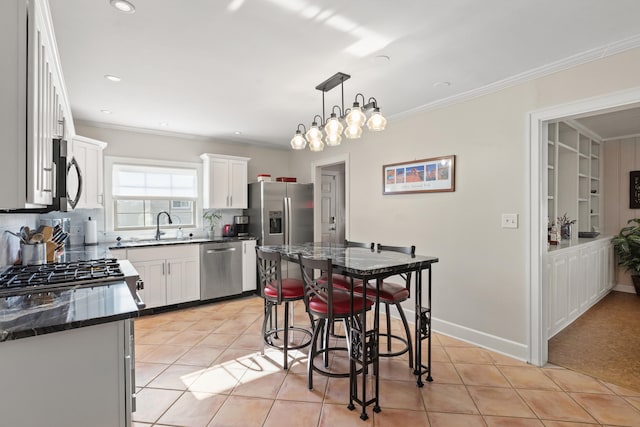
[{"x1": 290, "y1": 72, "x2": 387, "y2": 151}]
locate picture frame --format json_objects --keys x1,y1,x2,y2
[
  {"x1": 383, "y1": 155, "x2": 455, "y2": 195},
  {"x1": 630, "y1": 171, "x2": 640, "y2": 208}
]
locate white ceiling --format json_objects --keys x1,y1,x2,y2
[{"x1": 48, "y1": 0, "x2": 640, "y2": 148}]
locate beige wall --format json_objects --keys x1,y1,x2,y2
[
  {"x1": 289, "y1": 47, "x2": 640, "y2": 357},
  {"x1": 604, "y1": 137, "x2": 640, "y2": 287}
]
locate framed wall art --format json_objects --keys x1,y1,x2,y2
[{"x1": 383, "y1": 155, "x2": 455, "y2": 195}]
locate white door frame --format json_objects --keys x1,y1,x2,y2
[
  {"x1": 528, "y1": 88, "x2": 640, "y2": 366},
  {"x1": 311, "y1": 153, "x2": 350, "y2": 242}
]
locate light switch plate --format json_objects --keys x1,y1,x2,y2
[{"x1": 502, "y1": 213, "x2": 518, "y2": 229}]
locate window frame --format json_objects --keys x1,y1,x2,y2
[{"x1": 105, "y1": 156, "x2": 203, "y2": 233}]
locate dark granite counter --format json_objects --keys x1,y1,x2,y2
[
  {"x1": 0, "y1": 281, "x2": 138, "y2": 342},
  {"x1": 108, "y1": 236, "x2": 256, "y2": 249},
  {"x1": 260, "y1": 242, "x2": 438, "y2": 278}
]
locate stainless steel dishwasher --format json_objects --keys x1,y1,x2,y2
[{"x1": 200, "y1": 241, "x2": 243, "y2": 300}]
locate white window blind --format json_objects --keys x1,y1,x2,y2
[{"x1": 112, "y1": 164, "x2": 197, "y2": 198}]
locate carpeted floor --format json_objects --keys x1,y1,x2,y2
[{"x1": 548, "y1": 290, "x2": 640, "y2": 392}]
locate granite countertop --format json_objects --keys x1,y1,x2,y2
[
  {"x1": 0, "y1": 281, "x2": 138, "y2": 342},
  {"x1": 260, "y1": 242, "x2": 438, "y2": 278},
  {"x1": 108, "y1": 235, "x2": 256, "y2": 249}
]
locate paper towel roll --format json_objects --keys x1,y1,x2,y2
[{"x1": 84, "y1": 217, "x2": 98, "y2": 246}]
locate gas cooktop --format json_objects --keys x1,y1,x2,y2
[{"x1": 0, "y1": 258, "x2": 125, "y2": 297}]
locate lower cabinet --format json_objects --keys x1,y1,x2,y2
[
  {"x1": 546, "y1": 237, "x2": 614, "y2": 338},
  {"x1": 123, "y1": 245, "x2": 200, "y2": 309},
  {"x1": 0, "y1": 320, "x2": 133, "y2": 427},
  {"x1": 242, "y1": 239, "x2": 257, "y2": 292}
]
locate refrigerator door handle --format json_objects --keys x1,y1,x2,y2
[{"x1": 284, "y1": 197, "x2": 291, "y2": 245}]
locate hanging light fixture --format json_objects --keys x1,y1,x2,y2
[
  {"x1": 290, "y1": 72, "x2": 386, "y2": 151},
  {"x1": 305, "y1": 115, "x2": 324, "y2": 151},
  {"x1": 366, "y1": 106, "x2": 387, "y2": 131},
  {"x1": 290, "y1": 124, "x2": 307, "y2": 150}
]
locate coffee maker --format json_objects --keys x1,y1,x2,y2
[{"x1": 234, "y1": 215, "x2": 249, "y2": 236}]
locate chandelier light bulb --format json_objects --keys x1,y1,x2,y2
[
  {"x1": 324, "y1": 114, "x2": 344, "y2": 137},
  {"x1": 344, "y1": 124, "x2": 363, "y2": 139},
  {"x1": 308, "y1": 138, "x2": 325, "y2": 152},
  {"x1": 290, "y1": 131, "x2": 307, "y2": 150},
  {"x1": 346, "y1": 104, "x2": 366, "y2": 127},
  {"x1": 305, "y1": 122, "x2": 323, "y2": 143},
  {"x1": 366, "y1": 108, "x2": 387, "y2": 131},
  {"x1": 325, "y1": 132, "x2": 342, "y2": 146}
]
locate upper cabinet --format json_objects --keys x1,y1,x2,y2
[
  {"x1": 0, "y1": 0, "x2": 75, "y2": 209},
  {"x1": 69, "y1": 135, "x2": 107, "y2": 209},
  {"x1": 547, "y1": 120, "x2": 602, "y2": 236},
  {"x1": 201, "y1": 154, "x2": 250, "y2": 209}
]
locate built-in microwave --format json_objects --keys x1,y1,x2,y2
[{"x1": 52, "y1": 138, "x2": 82, "y2": 212}]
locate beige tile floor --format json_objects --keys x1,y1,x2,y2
[{"x1": 132, "y1": 296, "x2": 640, "y2": 427}]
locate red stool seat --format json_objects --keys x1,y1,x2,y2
[
  {"x1": 308, "y1": 291, "x2": 373, "y2": 315},
  {"x1": 319, "y1": 274, "x2": 363, "y2": 291},
  {"x1": 264, "y1": 278, "x2": 305, "y2": 299},
  {"x1": 353, "y1": 281, "x2": 409, "y2": 303}
]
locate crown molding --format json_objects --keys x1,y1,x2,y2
[
  {"x1": 390, "y1": 34, "x2": 640, "y2": 121},
  {"x1": 74, "y1": 119, "x2": 289, "y2": 151}
]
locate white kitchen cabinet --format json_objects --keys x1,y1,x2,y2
[
  {"x1": 70, "y1": 135, "x2": 107, "y2": 209},
  {"x1": 201, "y1": 153, "x2": 250, "y2": 209},
  {"x1": 0, "y1": 0, "x2": 75, "y2": 209},
  {"x1": 546, "y1": 237, "x2": 613, "y2": 338},
  {"x1": 242, "y1": 239, "x2": 257, "y2": 292},
  {"x1": 0, "y1": 320, "x2": 133, "y2": 427},
  {"x1": 124, "y1": 244, "x2": 200, "y2": 309}
]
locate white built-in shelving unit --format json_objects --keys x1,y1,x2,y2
[{"x1": 547, "y1": 120, "x2": 602, "y2": 235}]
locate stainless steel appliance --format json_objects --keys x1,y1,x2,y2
[
  {"x1": 246, "y1": 181, "x2": 313, "y2": 277},
  {"x1": 234, "y1": 215, "x2": 249, "y2": 236},
  {"x1": 0, "y1": 258, "x2": 145, "y2": 310},
  {"x1": 200, "y1": 241, "x2": 242, "y2": 300}
]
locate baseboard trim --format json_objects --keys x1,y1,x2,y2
[
  {"x1": 399, "y1": 307, "x2": 529, "y2": 362},
  {"x1": 613, "y1": 283, "x2": 636, "y2": 294}
]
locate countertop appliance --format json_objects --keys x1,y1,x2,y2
[
  {"x1": 222, "y1": 224, "x2": 235, "y2": 237},
  {"x1": 234, "y1": 215, "x2": 249, "y2": 236},
  {"x1": 246, "y1": 181, "x2": 313, "y2": 277},
  {"x1": 200, "y1": 241, "x2": 242, "y2": 300}
]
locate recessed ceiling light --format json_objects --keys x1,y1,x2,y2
[
  {"x1": 159, "y1": 122, "x2": 169, "y2": 127},
  {"x1": 433, "y1": 81, "x2": 451, "y2": 87},
  {"x1": 234, "y1": 131, "x2": 242, "y2": 135},
  {"x1": 101, "y1": 109, "x2": 112, "y2": 114},
  {"x1": 110, "y1": 0, "x2": 136, "y2": 14},
  {"x1": 104, "y1": 74, "x2": 121, "y2": 82}
]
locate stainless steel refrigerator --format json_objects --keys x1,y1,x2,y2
[{"x1": 246, "y1": 181, "x2": 313, "y2": 277}]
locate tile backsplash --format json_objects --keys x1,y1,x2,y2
[{"x1": 0, "y1": 208, "x2": 245, "y2": 267}]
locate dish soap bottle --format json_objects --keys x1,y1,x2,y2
[{"x1": 176, "y1": 227, "x2": 184, "y2": 240}]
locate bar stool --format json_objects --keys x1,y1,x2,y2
[
  {"x1": 298, "y1": 254, "x2": 374, "y2": 390},
  {"x1": 256, "y1": 247, "x2": 312, "y2": 370},
  {"x1": 355, "y1": 243, "x2": 415, "y2": 368}
]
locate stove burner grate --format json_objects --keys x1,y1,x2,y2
[{"x1": 0, "y1": 258, "x2": 125, "y2": 292}]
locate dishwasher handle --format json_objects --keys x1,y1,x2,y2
[{"x1": 205, "y1": 247, "x2": 237, "y2": 254}]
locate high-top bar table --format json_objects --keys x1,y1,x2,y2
[{"x1": 260, "y1": 242, "x2": 438, "y2": 420}]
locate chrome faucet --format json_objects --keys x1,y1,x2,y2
[{"x1": 155, "y1": 211, "x2": 173, "y2": 240}]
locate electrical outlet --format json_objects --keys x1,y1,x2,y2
[{"x1": 501, "y1": 213, "x2": 518, "y2": 229}]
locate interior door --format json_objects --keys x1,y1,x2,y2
[{"x1": 321, "y1": 172, "x2": 338, "y2": 243}]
